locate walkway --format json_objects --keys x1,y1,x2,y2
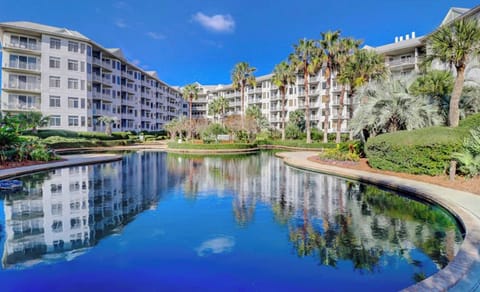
[
  {"x1": 277, "y1": 151, "x2": 480, "y2": 292},
  {"x1": 0, "y1": 153, "x2": 123, "y2": 179}
]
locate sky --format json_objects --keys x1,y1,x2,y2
[{"x1": 0, "y1": 0, "x2": 479, "y2": 86}]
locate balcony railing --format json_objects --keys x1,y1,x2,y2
[
  {"x1": 4, "y1": 61, "x2": 41, "y2": 72},
  {"x1": 3, "y1": 103, "x2": 41, "y2": 111},
  {"x1": 3, "y1": 82, "x2": 40, "y2": 91},
  {"x1": 5, "y1": 42, "x2": 40, "y2": 51}
]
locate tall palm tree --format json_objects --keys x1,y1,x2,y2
[
  {"x1": 272, "y1": 61, "x2": 296, "y2": 140},
  {"x1": 182, "y1": 83, "x2": 200, "y2": 139},
  {"x1": 425, "y1": 18, "x2": 480, "y2": 127},
  {"x1": 98, "y1": 115, "x2": 118, "y2": 136},
  {"x1": 231, "y1": 62, "x2": 256, "y2": 129},
  {"x1": 333, "y1": 37, "x2": 361, "y2": 143},
  {"x1": 320, "y1": 30, "x2": 341, "y2": 143},
  {"x1": 343, "y1": 49, "x2": 388, "y2": 140},
  {"x1": 289, "y1": 39, "x2": 323, "y2": 143}
]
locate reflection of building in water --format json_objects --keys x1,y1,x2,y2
[
  {"x1": 1, "y1": 151, "x2": 167, "y2": 269},
  {"x1": 167, "y1": 153, "x2": 461, "y2": 270}
]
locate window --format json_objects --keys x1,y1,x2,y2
[
  {"x1": 68, "y1": 59, "x2": 79, "y2": 71},
  {"x1": 50, "y1": 38, "x2": 61, "y2": 49},
  {"x1": 81, "y1": 98, "x2": 86, "y2": 109},
  {"x1": 9, "y1": 54, "x2": 38, "y2": 70},
  {"x1": 81, "y1": 80, "x2": 85, "y2": 90},
  {"x1": 49, "y1": 96, "x2": 61, "y2": 107},
  {"x1": 80, "y1": 43, "x2": 85, "y2": 54},
  {"x1": 68, "y1": 97, "x2": 79, "y2": 108},
  {"x1": 87, "y1": 45, "x2": 92, "y2": 56},
  {"x1": 70, "y1": 218, "x2": 81, "y2": 229},
  {"x1": 68, "y1": 41, "x2": 79, "y2": 52},
  {"x1": 49, "y1": 76, "x2": 61, "y2": 88},
  {"x1": 53, "y1": 240, "x2": 64, "y2": 251},
  {"x1": 68, "y1": 78, "x2": 79, "y2": 89},
  {"x1": 70, "y1": 201, "x2": 81, "y2": 210},
  {"x1": 10, "y1": 35, "x2": 38, "y2": 50},
  {"x1": 52, "y1": 220, "x2": 63, "y2": 232},
  {"x1": 81, "y1": 116, "x2": 86, "y2": 127},
  {"x1": 51, "y1": 203, "x2": 62, "y2": 215},
  {"x1": 68, "y1": 115, "x2": 79, "y2": 126},
  {"x1": 50, "y1": 115, "x2": 61, "y2": 126},
  {"x1": 80, "y1": 61, "x2": 85, "y2": 72},
  {"x1": 49, "y1": 57, "x2": 60, "y2": 69}
]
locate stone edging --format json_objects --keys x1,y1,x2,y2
[
  {"x1": 0, "y1": 154, "x2": 123, "y2": 179},
  {"x1": 275, "y1": 151, "x2": 480, "y2": 292}
]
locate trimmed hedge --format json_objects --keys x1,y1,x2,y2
[
  {"x1": 43, "y1": 136, "x2": 132, "y2": 149},
  {"x1": 257, "y1": 139, "x2": 337, "y2": 149},
  {"x1": 23, "y1": 129, "x2": 79, "y2": 138},
  {"x1": 167, "y1": 142, "x2": 257, "y2": 150},
  {"x1": 365, "y1": 127, "x2": 469, "y2": 175}
]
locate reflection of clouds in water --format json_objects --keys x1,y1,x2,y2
[{"x1": 196, "y1": 236, "x2": 235, "y2": 257}]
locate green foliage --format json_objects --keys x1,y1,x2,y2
[
  {"x1": 78, "y1": 132, "x2": 117, "y2": 140},
  {"x1": 201, "y1": 123, "x2": 229, "y2": 143},
  {"x1": 459, "y1": 113, "x2": 480, "y2": 129},
  {"x1": 320, "y1": 147, "x2": 360, "y2": 162},
  {"x1": 43, "y1": 136, "x2": 98, "y2": 148},
  {"x1": 285, "y1": 122, "x2": 305, "y2": 140},
  {"x1": 289, "y1": 110, "x2": 306, "y2": 131},
  {"x1": 167, "y1": 142, "x2": 257, "y2": 150},
  {"x1": 409, "y1": 70, "x2": 454, "y2": 98},
  {"x1": 453, "y1": 126, "x2": 480, "y2": 177},
  {"x1": 265, "y1": 140, "x2": 336, "y2": 149},
  {"x1": 24, "y1": 129, "x2": 79, "y2": 138},
  {"x1": 365, "y1": 127, "x2": 467, "y2": 175},
  {"x1": 0, "y1": 126, "x2": 19, "y2": 146}
]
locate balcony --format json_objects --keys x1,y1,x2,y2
[
  {"x1": 4, "y1": 42, "x2": 41, "y2": 54},
  {"x1": 92, "y1": 108, "x2": 112, "y2": 116},
  {"x1": 3, "y1": 102, "x2": 41, "y2": 111},
  {"x1": 3, "y1": 82, "x2": 40, "y2": 92},
  {"x1": 387, "y1": 56, "x2": 421, "y2": 69},
  {"x1": 4, "y1": 61, "x2": 41, "y2": 73}
]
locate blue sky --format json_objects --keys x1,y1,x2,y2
[{"x1": 1, "y1": 0, "x2": 479, "y2": 85}]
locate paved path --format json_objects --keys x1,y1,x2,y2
[
  {"x1": 277, "y1": 151, "x2": 480, "y2": 292},
  {"x1": 0, "y1": 153, "x2": 122, "y2": 179}
]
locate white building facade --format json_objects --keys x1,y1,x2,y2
[{"x1": 0, "y1": 22, "x2": 187, "y2": 133}]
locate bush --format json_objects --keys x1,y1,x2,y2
[
  {"x1": 453, "y1": 126, "x2": 480, "y2": 177},
  {"x1": 266, "y1": 140, "x2": 336, "y2": 149},
  {"x1": 459, "y1": 113, "x2": 480, "y2": 129},
  {"x1": 78, "y1": 132, "x2": 117, "y2": 140},
  {"x1": 167, "y1": 142, "x2": 257, "y2": 150},
  {"x1": 24, "y1": 129, "x2": 78, "y2": 139},
  {"x1": 112, "y1": 132, "x2": 132, "y2": 139},
  {"x1": 43, "y1": 136, "x2": 98, "y2": 149},
  {"x1": 285, "y1": 123, "x2": 304, "y2": 140},
  {"x1": 365, "y1": 127, "x2": 468, "y2": 175},
  {"x1": 320, "y1": 147, "x2": 360, "y2": 162}
]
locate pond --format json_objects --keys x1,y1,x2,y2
[{"x1": 0, "y1": 151, "x2": 463, "y2": 291}]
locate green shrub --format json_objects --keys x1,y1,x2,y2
[
  {"x1": 266, "y1": 140, "x2": 336, "y2": 149},
  {"x1": 112, "y1": 132, "x2": 132, "y2": 139},
  {"x1": 167, "y1": 142, "x2": 256, "y2": 150},
  {"x1": 78, "y1": 132, "x2": 117, "y2": 140},
  {"x1": 24, "y1": 129, "x2": 78, "y2": 139},
  {"x1": 459, "y1": 113, "x2": 480, "y2": 129},
  {"x1": 0, "y1": 126, "x2": 19, "y2": 146},
  {"x1": 320, "y1": 147, "x2": 360, "y2": 162},
  {"x1": 43, "y1": 136, "x2": 98, "y2": 149},
  {"x1": 453, "y1": 126, "x2": 480, "y2": 177},
  {"x1": 365, "y1": 127, "x2": 468, "y2": 175}
]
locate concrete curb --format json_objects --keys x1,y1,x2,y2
[
  {"x1": 0, "y1": 154, "x2": 123, "y2": 179},
  {"x1": 275, "y1": 151, "x2": 480, "y2": 292}
]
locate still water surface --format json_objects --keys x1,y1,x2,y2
[{"x1": 0, "y1": 151, "x2": 463, "y2": 291}]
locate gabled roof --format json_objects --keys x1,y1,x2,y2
[
  {"x1": 440, "y1": 7, "x2": 470, "y2": 25},
  {"x1": 105, "y1": 48, "x2": 125, "y2": 59},
  {"x1": 0, "y1": 21, "x2": 89, "y2": 41}
]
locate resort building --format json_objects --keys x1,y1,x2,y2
[
  {"x1": 0, "y1": 21, "x2": 188, "y2": 133},
  {"x1": 189, "y1": 6, "x2": 480, "y2": 133}
]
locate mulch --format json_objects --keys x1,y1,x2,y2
[{"x1": 308, "y1": 156, "x2": 480, "y2": 195}]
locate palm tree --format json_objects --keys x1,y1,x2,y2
[
  {"x1": 231, "y1": 62, "x2": 256, "y2": 129},
  {"x1": 425, "y1": 18, "x2": 480, "y2": 127},
  {"x1": 343, "y1": 49, "x2": 388, "y2": 140},
  {"x1": 182, "y1": 83, "x2": 200, "y2": 139},
  {"x1": 350, "y1": 77, "x2": 443, "y2": 137},
  {"x1": 98, "y1": 115, "x2": 118, "y2": 136},
  {"x1": 18, "y1": 111, "x2": 49, "y2": 134},
  {"x1": 272, "y1": 61, "x2": 296, "y2": 140},
  {"x1": 320, "y1": 30, "x2": 341, "y2": 143},
  {"x1": 289, "y1": 39, "x2": 323, "y2": 143},
  {"x1": 333, "y1": 37, "x2": 361, "y2": 143}
]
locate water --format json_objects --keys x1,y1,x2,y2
[{"x1": 0, "y1": 151, "x2": 463, "y2": 291}]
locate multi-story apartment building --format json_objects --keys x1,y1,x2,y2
[
  {"x1": 189, "y1": 6, "x2": 480, "y2": 133},
  {"x1": 0, "y1": 21, "x2": 187, "y2": 133}
]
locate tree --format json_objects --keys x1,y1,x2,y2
[
  {"x1": 289, "y1": 39, "x2": 323, "y2": 143},
  {"x1": 231, "y1": 62, "x2": 256, "y2": 129},
  {"x1": 98, "y1": 116, "x2": 118, "y2": 136},
  {"x1": 350, "y1": 77, "x2": 443, "y2": 137},
  {"x1": 246, "y1": 105, "x2": 269, "y2": 133},
  {"x1": 320, "y1": 30, "x2": 341, "y2": 143},
  {"x1": 333, "y1": 37, "x2": 361, "y2": 143},
  {"x1": 208, "y1": 96, "x2": 229, "y2": 123},
  {"x1": 409, "y1": 70, "x2": 454, "y2": 99},
  {"x1": 182, "y1": 83, "x2": 200, "y2": 139},
  {"x1": 425, "y1": 18, "x2": 480, "y2": 127},
  {"x1": 272, "y1": 61, "x2": 296, "y2": 140},
  {"x1": 340, "y1": 49, "x2": 388, "y2": 140},
  {"x1": 17, "y1": 111, "x2": 49, "y2": 134}
]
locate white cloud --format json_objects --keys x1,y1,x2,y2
[
  {"x1": 195, "y1": 236, "x2": 235, "y2": 256},
  {"x1": 115, "y1": 19, "x2": 128, "y2": 28},
  {"x1": 192, "y1": 12, "x2": 235, "y2": 33},
  {"x1": 146, "y1": 31, "x2": 166, "y2": 40}
]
